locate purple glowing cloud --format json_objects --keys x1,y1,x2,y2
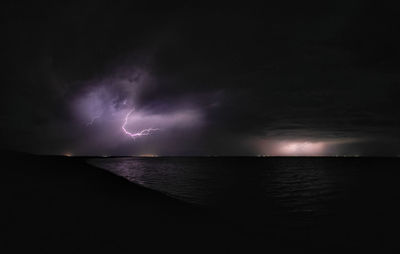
[
  {"x1": 66, "y1": 64, "x2": 213, "y2": 155},
  {"x1": 277, "y1": 141, "x2": 326, "y2": 156},
  {"x1": 252, "y1": 137, "x2": 363, "y2": 156}
]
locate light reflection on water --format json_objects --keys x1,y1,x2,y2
[
  {"x1": 88, "y1": 157, "x2": 348, "y2": 219},
  {"x1": 88, "y1": 156, "x2": 400, "y2": 246}
]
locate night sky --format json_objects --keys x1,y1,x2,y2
[{"x1": 1, "y1": 1, "x2": 400, "y2": 156}]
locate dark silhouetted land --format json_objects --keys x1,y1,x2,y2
[{"x1": 2, "y1": 152, "x2": 400, "y2": 253}]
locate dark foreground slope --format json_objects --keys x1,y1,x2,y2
[
  {"x1": 0, "y1": 152, "x2": 246, "y2": 254},
  {"x1": 1, "y1": 152, "x2": 400, "y2": 254}
]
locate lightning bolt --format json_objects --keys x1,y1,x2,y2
[{"x1": 122, "y1": 109, "x2": 159, "y2": 139}]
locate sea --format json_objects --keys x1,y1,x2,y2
[{"x1": 88, "y1": 156, "x2": 400, "y2": 250}]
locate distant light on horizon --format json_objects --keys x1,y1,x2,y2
[
  {"x1": 137, "y1": 154, "x2": 158, "y2": 157},
  {"x1": 275, "y1": 141, "x2": 326, "y2": 156},
  {"x1": 254, "y1": 136, "x2": 366, "y2": 157}
]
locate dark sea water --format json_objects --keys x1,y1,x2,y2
[
  {"x1": 88, "y1": 157, "x2": 400, "y2": 251},
  {"x1": 89, "y1": 157, "x2": 344, "y2": 211}
]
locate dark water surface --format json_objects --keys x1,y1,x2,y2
[
  {"x1": 88, "y1": 157, "x2": 400, "y2": 218},
  {"x1": 88, "y1": 157, "x2": 400, "y2": 251}
]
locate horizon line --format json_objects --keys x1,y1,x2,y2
[{"x1": 2, "y1": 150, "x2": 400, "y2": 158}]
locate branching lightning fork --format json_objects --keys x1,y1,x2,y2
[{"x1": 122, "y1": 109, "x2": 159, "y2": 139}]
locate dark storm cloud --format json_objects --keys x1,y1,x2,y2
[{"x1": 1, "y1": 1, "x2": 400, "y2": 155}]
